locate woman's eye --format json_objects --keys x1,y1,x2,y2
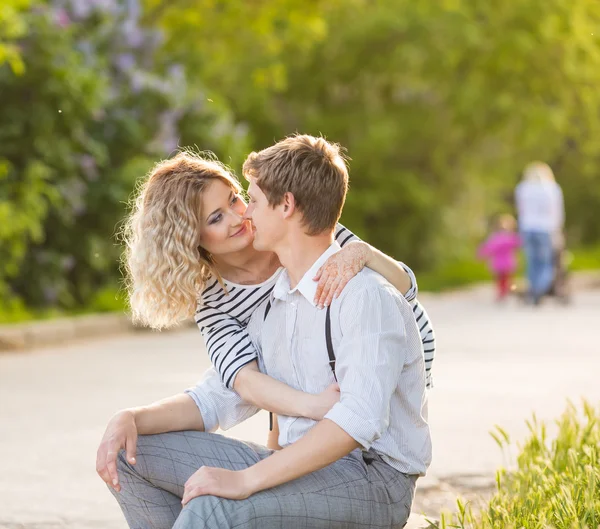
[
  {"x1": 231, "y1": 196, "x2": 238, "y2": 205},
  {"x1": 209, "y1": 214, "x2": 222, "y2": 225}
]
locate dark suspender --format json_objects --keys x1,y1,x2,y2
[
  {"x1": 325, "y1": 305, "x2": 336, "y2": 380},
  {"x1": 263, "y1": 299, "x2": 272, "y2": 321},
  {"x1": 265, "y1": 300, "x2": 336, "y2": 430}
]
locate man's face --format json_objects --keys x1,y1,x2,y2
[{"x1": 244, "y1": 179, "x2": 285, "y2": 252}]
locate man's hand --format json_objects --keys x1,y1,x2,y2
[
  {"x1": 306, "y1": 382, "x2": 340, "y2": 420},
  {"x1": 182, "y1": 467, "x2": 255, "y2": 504},
  {"x1": 96, "y1": 410, "x2": 138, "y2": 492}
]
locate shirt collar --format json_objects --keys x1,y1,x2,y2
[{"x1": 273, "y1": 242, "x2": 341, "y2": 306}]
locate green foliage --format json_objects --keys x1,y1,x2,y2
[
  {"x1": 0, "y1": 0, "x2": 31, "y2": 74},
  {"x1": 151, "y1": 0, "x2": 600, "y2": 268},
  {"x1": 0, "y1": 1, "x2": 248, "y2": 319},
  {"x1": 1, "y1": 0, "x2": 600, "y2": 320},
  {"x1": 441, "y1": 401, "x2": 600, "y2": 529}
]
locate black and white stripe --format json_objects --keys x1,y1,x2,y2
[{"x1": 195, "y1": 223, "x2": 436, "y2": 389}]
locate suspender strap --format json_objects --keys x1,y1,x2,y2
[
  {"x1": 265, "y1": 297, "x2": 273, "y2": 430},
  {"x1": 269, "y1": 300, "x2": 334, "y2": 431},
  {"x1": 263, "y1": 299, "x2": 272, "y2": 321},
  {"x1": 325, "y1": 305, "x2": 336, "y2": 380}
]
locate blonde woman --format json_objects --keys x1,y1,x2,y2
[
  {"x1": 515, "y1": 161, "x2": 565, "y2": 304},
  {"x1": 96, "y1": 151, "x2": 435, "y2": 523}
]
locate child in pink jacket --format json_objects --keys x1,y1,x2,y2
[{"x1": 478, "y1": 214, "x2": 521, "y2": 300}]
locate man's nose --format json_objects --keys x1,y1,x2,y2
[{"x1": 243, "y1": 203, "x2": 254, "y2": 220}]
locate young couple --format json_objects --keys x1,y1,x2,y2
[{"x1": 97, "y1": 135, "x2": 433, "y2": 528}]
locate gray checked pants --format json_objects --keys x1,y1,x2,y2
[{"x1": 109, "y1": 431, "x2": 417, "y2": 529}]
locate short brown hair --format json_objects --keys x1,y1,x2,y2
[{"x1": 243, "y1": 135, "x2": 349, "y2": 235}]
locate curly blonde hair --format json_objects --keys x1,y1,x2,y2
[{"x1": 122, "y1": 151, "x2": 242, "y2": 329}]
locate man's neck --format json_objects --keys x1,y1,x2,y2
[{"x1": 276, "y1": 231, "x2": 334, "y2": 289}]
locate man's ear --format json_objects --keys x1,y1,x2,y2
[{"x1": 282, "y1": 192, "x2": 296, "y2": 219}]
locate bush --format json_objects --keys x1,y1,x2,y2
[
  {"x1": 441, "y1": 401, "x2": 600, "y2": 529},
  {"x1": 0, "y1": 1, "x2": 248, "y2": 318}
]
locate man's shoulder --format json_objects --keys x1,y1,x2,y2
[{"x1": 338, "y1": 268, "x2": 406, "y2": 304}]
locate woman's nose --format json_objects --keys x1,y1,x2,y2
[{"x1": 229, "y1": 208, "x2": 244, "y2": 222}]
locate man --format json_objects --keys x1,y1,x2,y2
[{"x1": 105, "y1": 135, "x2": 431, "y2": 528}]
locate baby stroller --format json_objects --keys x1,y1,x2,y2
[
  {"x1": 547, "y1": 241, "x2": 572, "y2": 304},
  {"x1": 514, "y1": 233, "x2": 572, "y2": 305}
]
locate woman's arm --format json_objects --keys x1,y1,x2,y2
[
  {"x1": 198, "y1": 304, "x2": 338, "y2": 420},
  {"x1": 358, "y1": 242, "x2": 412, "y2": 294},
  {"x1": 233, "y1": 362, "x2": 339, "y2": 421},
  {"x1": 313, "y1": 224, "x2": 417, "y2": 308}
]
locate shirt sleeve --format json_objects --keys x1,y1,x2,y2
[
  {"x1": 412, "y1": 299, "x2": 435, "y2": 389},
  {"x1": 335, "y1": 223, "x2": 419, "y2": 302},
  {"x1": 184, "y1": 368, "x2": 260, "y2": 432},
  {"x1": 195, "y1": 304, "x2": 259, "y2": 389},
  {"x1": 323, "y1": 283, "x2": 409, "y2": 449}
]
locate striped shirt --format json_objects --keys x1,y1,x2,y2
[
  {"x1": 195, "y1": 224, "x2": 435, "y2": 389},
  {"x1": 189, "y1": 243, "x2": 432, "y2": 475}
]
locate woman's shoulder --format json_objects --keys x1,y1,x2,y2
[
  {"x1": 199, "y1": 268, "x2": 284, "y2": 307},
  {"x1": 335, "y1": 222, "x2": 360, "y2": 246},
  {"x1": 200, "y1": 276, "x2": 227, "y2": 300}
]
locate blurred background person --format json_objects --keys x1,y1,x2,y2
[
  {"x1": 477, "y1": 214, "x2": 521, "y2": 302},
  {"x1": 515, "y1": 162, "x2": 565, "y2": 305}
]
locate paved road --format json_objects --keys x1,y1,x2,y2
[{"x1": 1, "y1": 285, "x2": 599, "y2": 527}]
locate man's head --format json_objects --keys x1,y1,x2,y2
[{"x1": 242, "y1": 134, "x2": 349, "y2": 251}]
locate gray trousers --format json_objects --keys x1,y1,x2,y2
[{"x1": 110, "y1": 431, "x2": 417, "y2": 529}]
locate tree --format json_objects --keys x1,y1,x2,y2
[
  {"x1": 149, "y1": 0, "x2": 600, "y2": 267},
  {"x1": 0, "y1": 0, "x2": 248, "y2": 314},
  {"x1": 0, "y1": 0, "x2": 31, "y2": 74}
]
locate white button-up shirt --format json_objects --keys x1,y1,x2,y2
[{"x1": 188, "y1": 243, "x2": 432, "y2": 476}]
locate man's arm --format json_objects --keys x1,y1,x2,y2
[
  {"x1": 182, "y1": 418, "x2": 359, "y2": 504},
  {"x1": 181, "y1": 282, "x2": 408, "y2": 501},
  {"x1": 243, "y1": 419, "x2": 358, "y2": 491},
  {"x1": 245, "y1": 284, "x2": 406, "y2": 491}
]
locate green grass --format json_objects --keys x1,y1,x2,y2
[
  {"x1": 569, "y1": 245, "x2": 600, "y2": 272},
  {"x1": 439, "y1": 400, "x2": 600, "y2": 529},
  {"x1": 419, "y1": 244, "x2": 600, "y2": 293},
  {"x1": 418, "y1": 259, "x2": 491, "y2": 292},
  {"x1": 0, "y1": 285, "x2": 128, "y2": 325}
]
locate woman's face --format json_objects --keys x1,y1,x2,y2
[{"x1": 198, "y1": 179, "x2": 254, "y2": 257}]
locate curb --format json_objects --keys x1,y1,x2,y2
[{"x1": 0, "y1": 313, "x2": 139, "y2": 352}]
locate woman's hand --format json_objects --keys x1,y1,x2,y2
[
  {"x1": 313, "y1": 241, "x2": 371, "y2": 308},
  {"x1": 182, "y1": 466, "x2": 255, "y2": 503},
  {"x1": 96, "y1": 410, "x2": 138, "y2": 492},
  {"x1": 306, "y1": 382, "x2": 340, "y2": 421}
]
